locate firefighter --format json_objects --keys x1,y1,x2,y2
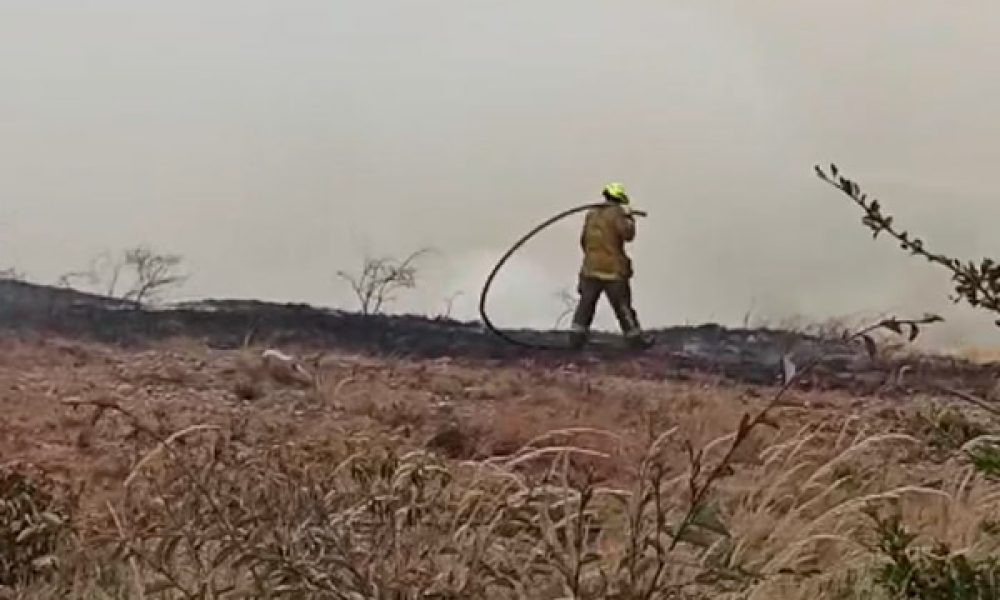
[{"x1": 569, "y1": 182, "x2": 654, "y2": 350}]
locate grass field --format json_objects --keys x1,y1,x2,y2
[{"x1": 2, "y1": 333, "x2": 1000, "y2": 598}]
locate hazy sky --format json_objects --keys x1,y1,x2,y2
[{"x1": 2, "y1": 1, "x2": 999, "y2": 346}]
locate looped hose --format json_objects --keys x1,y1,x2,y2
[{"x1": 479, "y1": 203, "x2": 647, "y2": 349}]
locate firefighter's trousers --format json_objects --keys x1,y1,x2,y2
[{"x1": 569, "y1": 275, "x2": 643, "y2": 346}]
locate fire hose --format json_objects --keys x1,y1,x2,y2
[{"x1": 478, "y1": 203, "x2": 647, "y2": 349}]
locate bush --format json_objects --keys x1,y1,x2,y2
[
  {"x1": 906, "y1": 402, "x2": 992, "y2": 452},
  {"x1": 336, "y1": 248, "x2": 431, "y2": 315},
  {"x1": 0, "y1": 464, "x2": 74, "y2": 586},
  {"x1": 967, "y1": 442, "x2": 1000, "y2": 480},
  {"x1": 868, "y1": 508, "x2": 1000, "y2": 599}
]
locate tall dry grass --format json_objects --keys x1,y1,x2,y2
[
  {"x1": 6, "y1": 320, "x2": 1000, "y2": 599},
  {"x1": 7, "y1": 402, "x2": 999, "y2": 599}
]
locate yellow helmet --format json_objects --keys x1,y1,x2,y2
[{"x1": 602, "y1": 182, "x2": 629, "y2": 204}]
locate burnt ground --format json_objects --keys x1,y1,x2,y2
[{"x1": 0, "y1": 279, "x2": 997, "y2": 397}]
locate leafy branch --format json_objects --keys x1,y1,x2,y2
[{"x1": 815, "y1": 163, "x2": 1000, "y2": 327}]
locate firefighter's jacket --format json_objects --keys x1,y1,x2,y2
[{"x1": 579, "y1": 203, "x2": 635, "y2": 280}]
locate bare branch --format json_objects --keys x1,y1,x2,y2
[
  {"x1": 336, "y1": 247, "x2": 432, "y2": 315},
  {"x1": 55, "y1": 246, "x2": 186, "y2": 309}
]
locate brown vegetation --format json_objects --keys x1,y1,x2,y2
[{"x1": 0, "y1": 330, "x2": 998, "y2": 598}]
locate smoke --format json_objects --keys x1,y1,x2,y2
[{"x1": 1, "y1": 1, "x2": 999, "y2": 346}]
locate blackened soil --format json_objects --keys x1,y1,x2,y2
[{"x1": 0, "y1": 280, "x2": 995, "y2": 397}]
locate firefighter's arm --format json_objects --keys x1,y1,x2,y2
[{"x1": 617, "y1": 208, "x2": 636, "y2": 242}]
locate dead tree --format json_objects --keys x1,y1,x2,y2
[
  {"x1": 57, "y1": 261, "x2": 101, "y2": 290},
  {"x1": 120, "y1": 246, "x2": 186, "y2": 309},
  {"x1": 337, "y1": 248, "x2": 431, "y2": 315},
  {"x1": 57, "y1": 251, "x2": 125, "y2": 297},
  {"x1": 59, "y1": 246, "x2": 186, "y2": 309},
  {"x1": 96, "y1": 251, "x2": 125, "y2": 297}
]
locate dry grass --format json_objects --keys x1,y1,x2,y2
[
  {"x1": 1, "y1": 335, "x2": 999, "y2": 598},
  {"x1": 16, "y1": 411, "x2": 1000, "y2": 599}
]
